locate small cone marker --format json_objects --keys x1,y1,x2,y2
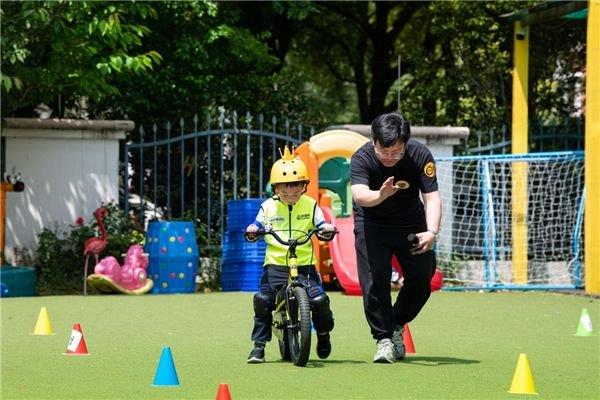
[
  {"x1": 32, "y1": 307, "x2": 55, "y2": 335},
  {"x1": 403, "y1": 323, "x2": 416, "y2": 354},
  {"x1": 508, "y1": 354, "x2": 537, "y2": 395},
  {"x1": 574, "y1": 308, "x2": 595, "y2": 336},
  {"x1": 215, "y1": 383, "x2": 232, "y2": 400},
  {"x1": 64, "y1": 323, "x2": 89, "y2": 355},
  {"x1": 152, "y1": 347, "x2": 180, "y2": 387}
]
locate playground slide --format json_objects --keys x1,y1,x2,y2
[
  {"x1": 321, "y1": 206, "x2": 362, "y2": 296},
  {"x1": 309, "y1": 130, "x2": 368, "y2": 167}
]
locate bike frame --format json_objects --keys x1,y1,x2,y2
[{"x1": 268, "y1": 229, "x2": 314, "y2": 323}]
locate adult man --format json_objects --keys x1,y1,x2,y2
[{"x1": 350, "y1": 112, "x2": 441, "y2": 363}]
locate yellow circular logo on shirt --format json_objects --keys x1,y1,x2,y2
[
  {"x1": 424, "y1": 162, "x2": 436, "y2": 178},
  {"x1": 394, "y1": 180, "x2": 410, "y2": 189}
]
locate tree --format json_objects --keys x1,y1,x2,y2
[
  {"x1": 290, "y1": 0, "x2": 584, "y2": 131},
  {"x1": 293, "y1": 2, "x2": 430, "y2": 123},
  {"x1": 229, "y1": 1, "x2": 315, "y2": 72},
  {"x1": 398, "y1": 1, "x2": 521, "y2": 128},
  {"x1": 2, "y1": 1, "x2": 584, "y2": 132},
  {"x1": 1, "y1": 1, "x2": 325, "y2": 127},
  {"x1": 96, "y1": 1, "x2": 325, "y2": 127},
  {"x1": 1, "y1": 1, "x2": 161, "y2": 117},
  {"x1": 529, "y1": 18, "x2": 586, "y2": 123}
]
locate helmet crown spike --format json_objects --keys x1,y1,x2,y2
[{"x1": 279, "y1": 145, "x2": 295, "y2": 161}]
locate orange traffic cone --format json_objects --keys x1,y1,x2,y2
[
  {"x1": 215, "y1": 383, "x2": 232, "y2": 400},
  {"x1": 64, "y1": 323, "x2": 89, "y2": 356},
  {"x1": 403, "y1": 323, "x2": 416, "y2": 354}
]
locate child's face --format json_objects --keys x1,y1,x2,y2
[{"x1": 275, "y1": 181, "x2": 306, "y2": 204}]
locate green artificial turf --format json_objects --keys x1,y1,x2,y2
[{"x1": 1, "y1": 291, "x2": 598, "y2": 399}]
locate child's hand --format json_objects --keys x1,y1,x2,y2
[
  {"x1": 321, "y1": 223, "x2": 335, "y2": 232},
  {"x1": 317, "y1": 223, "x2": 337, "y2": 241},
  {"x1": 245, "y1": 224, "x2": 260, "y2": 242}
]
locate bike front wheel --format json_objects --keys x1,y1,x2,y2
[
  {"x1": 277, "y1": 318, "x2": 291, "y2": 361},
  {"x1": 287, "y1": 286, "x2": 312, "y2": 366}
]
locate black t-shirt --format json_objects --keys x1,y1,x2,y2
[{"x1": 350, "y1": 139, "x2": 438, "y2": 228}]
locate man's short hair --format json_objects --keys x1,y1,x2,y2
[{"x1": 371, "y1": 112, "x2": 411, "y2": 147}]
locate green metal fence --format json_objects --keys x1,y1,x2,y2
[
  {"x1": 122, "y1": 109, "x2": 312, "y2": 253},
  {"x1": 462, "y1": 118, "x2": 584, "y2": 155}
]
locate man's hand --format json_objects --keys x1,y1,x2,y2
[
  {"x1": 410, "y1": 231, "x2": 436, "y2": 255},
  {"x1": 379, "y1": 176, "x2": 399, "y2": 201}
]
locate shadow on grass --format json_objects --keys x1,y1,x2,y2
[
  {"x1": 304, "y1": 359, "x2": 368, "y2": 368},
  {"x1": 401, "y1": 356, "x2": 480, "y2": 366}
]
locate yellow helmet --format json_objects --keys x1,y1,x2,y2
[{"x1": 270, "y1": 146, "x2": 310, "y2": 184}]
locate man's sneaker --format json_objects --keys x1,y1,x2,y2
[
  {"x1": 373, "y1": 338, "x2": 395, "y2": 363},
  {"x1": 391, "y1": 326, "x2": 405, "y2": 360},
  {"x1": 247, "y1": 346, "x2": 265, "y2": 363},
  {"x1": 316, "y1": 332, "x2": 332, "y2": 359}
]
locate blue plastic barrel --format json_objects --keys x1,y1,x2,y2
[
  {"x1": 226, "y1": 198, "x2": 265, "y2": 231},
  {"x1": 221, "y1": 199, "x2": 266, "y2": 292},
  {"x1": 145, "y1": 221, "x2": 198, "y2": 294}
]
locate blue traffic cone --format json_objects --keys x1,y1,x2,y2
[{"x1": 152, "y1": 346, "x2": 180, "y2": 387}]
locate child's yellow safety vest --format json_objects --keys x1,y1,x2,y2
[{"x1": 261, "y1": 195, "x2": 318, "y2": 267}]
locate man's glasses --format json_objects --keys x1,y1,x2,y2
[{"x1": 374, "y1": 145, "x2": 405, "y2": 160}]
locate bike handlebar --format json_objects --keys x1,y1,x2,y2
[{"x1": 244, "y1": 225, "x2": 338, "y2": 247}]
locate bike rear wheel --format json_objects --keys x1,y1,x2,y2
[{"x1": 287, "y1": 286, "x2": 312, "y2": 366}]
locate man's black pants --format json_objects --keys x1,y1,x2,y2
[{"x1": 355, "y1": 223, "x2": 436, "y2": 341}]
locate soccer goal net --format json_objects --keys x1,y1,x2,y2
[{"x1": 435, "y1": 151, "x2": 585, "y2": 290}]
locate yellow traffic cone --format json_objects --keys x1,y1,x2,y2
[
  {"x1": 508, "y1": 353, "x2": 537, "y2": 395},
  {"x1": 32, "y1": 307, "x2": 55, "y2": 335}
]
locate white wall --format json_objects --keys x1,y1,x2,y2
[{"x1": 2, "y1": 119, "x2": 131, "y2": 264}]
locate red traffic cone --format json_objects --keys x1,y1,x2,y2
[
  {"x1": 403, "y1": 323, "x2": 416, "y2": 354},
  {"x1": 215, "y1": 383, "x2": 232, "y2": 400},
  {"x1": 64, "y1": 323, "x2": 89, "y2": 356}
]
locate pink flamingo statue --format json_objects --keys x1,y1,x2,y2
[{"x1": 83, "y1": 207, "x2": 108, "y2": 295}]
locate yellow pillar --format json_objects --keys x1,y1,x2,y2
[
  {"x1": 0, "y1": 183, "x2": 7, "y2": 265},
  {"x1": 585, "y1": 0, "x2": 600, "y2": 294},
  {"x1": 511, "y1": 21, "x2": 529, "y2": 284}
]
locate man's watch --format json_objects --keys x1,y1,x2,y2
[{"x1": 427, "y1": 229, "x2": 439, "y2": 242}]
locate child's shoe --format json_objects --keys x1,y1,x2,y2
[
  {"x1": 316, "y1": 332, "x2": 331, "y2": 359},
  {"x1": 247, "y1": 344, "x2": 265, "y2": 363}
]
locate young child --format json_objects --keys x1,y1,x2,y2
[{"x1": 245, "y1": 146, "x2": 337, "y2": 363}]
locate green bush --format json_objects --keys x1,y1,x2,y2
[{"x1": 34, "y1": 202, "x2": 143, "y2": 295}]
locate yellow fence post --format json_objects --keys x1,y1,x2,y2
[
  {"x1": 585, "y1": 0, "x2": 600, "y2": 295},
  {"x1": 511, "y1": 21, "x2": 529, "y2": 284}
]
